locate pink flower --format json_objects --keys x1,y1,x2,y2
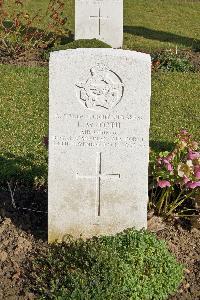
[
  {"x1": 166, "y1": 153, "x2": 174, "y2": 161},
  {"x1": 188, "y1": 151, "x2": 200, "y2": 160},
  {"x1": 194, "y1": 166, "x2": 200, "y2": 179},
  {"x1": 158, "y1": 180, "x2": 171, "y2": 188},
  {"x1": 163, "y1": 158, "x2": 170, "y2": 164},
  {"x1": 186, "y1": 181, "x2": 200, "y2": 189},
  {"x1": 183, "y1": 176, "x2": 190, "y2": 184},
  {"x1": 162, "y1": 158, "x2": 173, "y2": 172},
  {"x1": 167, "y1": 163, "x2": 173, "y2": 172},
  {"x1": 180, "y1": 129, "x2": 188, "y2": 135}
]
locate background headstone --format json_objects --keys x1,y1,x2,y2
[
  {"x1": 75, "y1": 0, "x2": 123, "y2": 48},
  {"x1": 49, "y1": 49, "x2": 151, "y2": 242}
]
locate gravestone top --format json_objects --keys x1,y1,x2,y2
[
  {"x1": 50, "y1": 48, "x2": 150, "y2": 64},
  {"x1": 48, "y1": 49, "x2": 151, "y2": 242},
  {"x1": 75, "y1": 0, "x2": 123, "y2": 48}
]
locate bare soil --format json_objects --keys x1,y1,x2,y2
[
  {"x1": 0, "y1": 49, "x2": 48, "y2": 67},
  {"x1": 157, "y1": 221, "x2": 200, "y2": 300},
  {"x1": 0, "y1": 188, "x2": 47, "y2": 300},
  {"x1": 0, "y1": 190, "x2": 200, "y2": 300},
  {"x1": 181, "y1": 49, "x2": 200, "y2": 72}
]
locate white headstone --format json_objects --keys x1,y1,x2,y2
[
  {"x1": 75, "y1": 0, "x2": 123, "y2": 48},
  {"x1": 49, "y1": 49, "x2": 151, "y2": 242}
]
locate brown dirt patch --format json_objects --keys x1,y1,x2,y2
[
  {"x1": 0, "y1": 188, "x2": 48, "y2": 240},
  {"x1": 0, "y1": 218, "x2": 47, "y2": 300},
  {"x1": 181, "y1": 49, "x2": 200, "y2": 72},
  {"x1": 0, "y1": 191, "x2": 200, "y2": 299},
  {"x1": 0, "y1": 188, "x2": 48, "y2": 299},
  {"x1": 156, "y1": 222, "x2": 200, "y2": 300},
  {"x1": 0, "y1": 49, "x2": 48, "y2": 67}
]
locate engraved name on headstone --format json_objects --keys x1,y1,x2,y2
[
  {"x1": 75, "y1": 0, "x2": 123, "y2": 48},
  {"x1": 48, "y1": 49, "x2": 151, "y2": 242}
]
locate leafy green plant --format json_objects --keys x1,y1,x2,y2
[
  {"x1": 0, "y1": 0, "x2": 68, "y2": 57},
  {"x1": 32, "y1": 229, "x2": 183, "y2": 300},
  {"x1": 152, "y1": 50, "x2": 195, "y2": 72},
  {"x1": 149, "y1": 130, "x2": 200, "y2": 217}
]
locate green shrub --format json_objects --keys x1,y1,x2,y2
[
  {"x1": 152, "y1": 50, "x2": 195, "y2": 72},
  {"x1": 42, "y1": 38, "x2": 111, "y2": 60},
  {"x1": 33, "y1": 229, "x2": 183, "y2": 300},
  {"x1": 0, "y1": 0, "x2": 69, "y2": 57}
]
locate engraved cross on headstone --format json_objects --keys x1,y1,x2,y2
[
  {"x1": 89, "y1": 8, "x2": 110, "y2": 36},
  {"x1": 76, "y1": 152, "x2": 120, "y2": 217}
]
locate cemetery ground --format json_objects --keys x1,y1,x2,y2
[{"x1": 0, "y1": 0, "x2": 200, "y2": 299}]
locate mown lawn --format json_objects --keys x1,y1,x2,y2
[
  {"x1": 0, "y1": 64, "x2": 199, "y2": 184},
  {"x1": 151, "y1": 71, "x2": 200, "y2": 150},
  {"x1": 123, "y1": 0, "x2": 200, "y2": 52},
  {"x1": 5, "y1": 0, "x2": 200, "y2": 52},
  {"x1": 0, "y1": 65, "x2": 48, "y2": 184}
]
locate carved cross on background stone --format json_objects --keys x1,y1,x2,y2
[
  {"x1": 76, "y1": 152, "x2": 120, "y2": 217},
  {"x1": 89, "y1": 8, "x2": 110, "y2": 36}
]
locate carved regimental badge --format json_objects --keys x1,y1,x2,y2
[{"x1": 76, "y1": 64, "x2": 124, "y2": 111}]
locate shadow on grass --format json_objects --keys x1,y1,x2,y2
[
  {"x1": 150, "y1": 140, "x2": 175, "y2": 152},
  {"x1": 0, "y1": 152, "x2": 47, "y2": 182},
  {"x1": 0, "y1": 153, "x2": 48, "y2": 240},
  {"x1": 124, "y1": 26, "x2": 200, "y2": 50}
]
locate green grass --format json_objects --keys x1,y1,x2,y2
[
  {"x1": 0, "y1": 64, "x2": 48, "y2": 184},
  {"x1": 34, "y1": 0, "x2": 200, "y2": 52},
  {"x1": 123, "y1": 0, "x2": 200, "y2": 52},
  {"x1": 151, "y1": 71, "x2": 200, "y2": 150},
  {"x1": 3, "y1": 0, "x2": 200, "y2": 52},
  {"x1": 0, "y1": 65, "x2": 199, "y2": 184}
]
